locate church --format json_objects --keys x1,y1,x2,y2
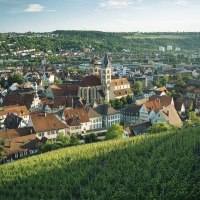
[{"x1": 78, "y1": 54, "x2": 133, "y2": 104}]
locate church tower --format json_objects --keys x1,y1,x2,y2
[
  {"x1": 101, "y1": 54, "x2": 112, "y2": 103},
  {"x1": 90, "y1": 55, "x2": 100, "y2": 76}
]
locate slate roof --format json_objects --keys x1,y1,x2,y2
[
  {"x1": 122, "y1": 105, "x2": 142, "y2": 115},
  {"x1": 87, "y1": 107, "x2": 102, "y2": 118},
  {"x1": 125, "y1": 122, "x2": 151, "y2": 136},
  {"x1": 94, "y1": 104, "x2": 119, "y2": 116}
]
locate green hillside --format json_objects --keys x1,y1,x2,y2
[{"x1": 0, "y1": 128, "x2": 200, "y2": 200}]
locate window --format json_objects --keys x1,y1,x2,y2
[
  {"x1": 47, "y1": 131, "x2": 51, "y2": 135},
  {"x1": 15, "y1": 154, "x2": 18, "y2": 158},
  {"x1": 51, "y1": 130, "x2": 54, "y2": 134}
]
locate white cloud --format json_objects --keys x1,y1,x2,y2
[
  {"x1": 99, "y1": 0, "x2": 143, "y2": 9},
  {"x1": 174, "y1": 0, "x2": 188, "y2": 6},
  {"x1": 25, "y1": 4, "x2": 44, "y2": 13},
  {"x1": 161, "y1": 0, "x2": 189, "y2": 6}
]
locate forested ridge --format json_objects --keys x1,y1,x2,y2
[
  {"x1": 1, "y1": 31, "x2": 200, "y2": 54},
  {"x1": 0, "y1": 127, "x2": 200, "y2": 200}
]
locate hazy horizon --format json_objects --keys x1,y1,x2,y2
[{"x1": 1, "y1": 0, "x2": 200, "y2": 33}]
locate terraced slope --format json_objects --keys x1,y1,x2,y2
[{"x1": 0, "y1": 128, "x2": 200, "y2": 200}]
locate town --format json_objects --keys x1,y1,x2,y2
[
  {"x1": 0, "y1": 31, "x2": 200, "y2": 164},
  {"x1": 0, "y1": 31, "x2": 200, "y2": 163}
]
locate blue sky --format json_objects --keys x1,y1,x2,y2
[{"x1": 0, "y1": 0, "x2": 200, "y2": 32}]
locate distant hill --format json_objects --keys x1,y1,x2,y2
[
  {"x1": 1, "y1": 31, "x2": 200, "y2": 55},
  {"x1": 0, "y1": 127, "x2": 200, "y2": 199}
]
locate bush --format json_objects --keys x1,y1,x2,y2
[
  {"x1": 105, "y1": 124, "x2": 124, "y2": 140},
  {"x1": 84, "y1": 133, "x2": 98, "y2": 143}
]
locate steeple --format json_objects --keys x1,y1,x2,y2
[
  {"x1": 102, "y1": 53, "x2": 111, "y2": 68},
  {"x1": 100, "y1": 53, "x2": 112, "y2": 103}
]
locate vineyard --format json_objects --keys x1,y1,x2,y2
[{"x1": 0, "y1": 127, "x2": 200, "y2": 200}]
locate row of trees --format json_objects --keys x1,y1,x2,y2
[{"x1": 109, "y1": 95, "x2": 133, "y2": 109}]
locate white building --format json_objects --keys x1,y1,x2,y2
[
  {"x1": 159, "y1": 47, "x2": 165, "y2": 52},
  {"x1": 167, "y1": 45, "x2": 173, "y2": 51}
]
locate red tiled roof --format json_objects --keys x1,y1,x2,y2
[
  {"x1": 80, "y1": 75, "x2": 101, "y2": 87},
  {"x1": 31, "y1": 113, "x2": 67, "y2": 132},
  {"x1": 111, "y1": 78, "x2": 129, "y2": 86},
  {"x1": 159, "y1": 105, "x2": 183, "y2": 127},
  {"x1": 50, "y1": 84, "x2": 68, "y2": 97},
  {"x1": 0, "y1": 105, "x2": 29, "y2": 116},
  {"x1": 64, "y1": 108, "x2": 90, "y2": 126},
  {"x1": 2, "y1": 94, "x2": 34, "y2": 109},
  {"x1": 2, "y1": 134, "x2": 38, "y2": 157},
  {"x1": 149, "y1": 95, "x2": 173, "y2": 107},
  {"x1": 144, "y1": 100, "x2": 162, "y2": 112}
]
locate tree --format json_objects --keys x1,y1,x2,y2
[
  {"x1": 161, "y1": 75, "x2": 169, "y2": 86},
  {"x1": 84, "y1": 133, "x2": 98, "y2": 144},
  {"x1": 54, "y1": 78, "x2": 62, "y2": 85},
  {"x1": 0, "y1": 77, "x2": 5, "y2": 88},
  {"x1": 7, "y1": 73, "x2": 25, "y2": 86},
  {"x1": 114, "y1": 99, "x2": 123, "y2": 109},
  {"x1": 120, "y1": 97, "x2": 127, "y2": 105},
  {"x1": 109, "y1": 100, "x2": 115, "y2": 108},
  {"x1": 0, "y1": 137, "x2": 4, "y2": 161},
  {"x1": 126, "y1": 95, "x2": 133, "y2": 104},
  {"x1": 105, "y1": 124, "x2": 124, "y2": 140},
  {"x1": 56, "y1": 132, "x2": 70, "y2": 147},
  {"x1": 70, "y1": 135, "x2": 79, "y2": 146},
  {"x1": 147, "y1": 122, "x2": 173, "y2": 134},
  {"x1": 184, "y1": 111, "x2": 200, "y2": 127},
  {"x1": 134, "y1": 81, "x2": 143, "y2": 95}
]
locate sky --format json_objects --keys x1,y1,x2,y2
[{"x1": 0, "y1": 0, "x2": 200, "y2": 33}]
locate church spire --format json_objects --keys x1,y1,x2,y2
[{"x1": 102, "y1": 53, "x2": 111, "y2": 68}]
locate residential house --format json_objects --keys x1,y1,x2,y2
[
  {"x1": 87, "y1": 107, "x2": 103, "y2": 130},
  {"x1": 151, "y1": 104, "x2": 183, "y2": 127},
  {"x1": 149, "y1": 95, "x2": 174, "y2": 107},
  {"x1": 46, "y1": 84, "x2": 68, "y2": 99},
  {"x1": 142, "y1": 100, "x2": 162, "y2": 121},
  {"x1": 2, "y1": 93, "x2": 43, "y2": 112},
  {"x1": 121, "y1": 105, "x2": 142, "y2": 124},
  {"x1": 30, "y1": 112, "x2": 68, "y2": 142},
  {"x1": 63, "y1": 108, "x2": 90, "y2": 135},
  {"x1": 0, "y1": 106, "x2": 30, "y2": 130},
  {"x1": 186, "y1": 86, "x2": 200, "y2": 99},
  {"x1": 41, "y1": 72, "x2": 55, "y2": 85},
  {"x1": 125, "y1": 121, "x2": 151, "y2": 136},
  {"x1": 174, "y1": 101, "x2": 186, "y2": 118},
  {"x1": 0, "y1": 127, "x2": 38, "y2": 163},
  {"x1": 93, "y1": 104, "x2": 120, "y2": 128}
]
